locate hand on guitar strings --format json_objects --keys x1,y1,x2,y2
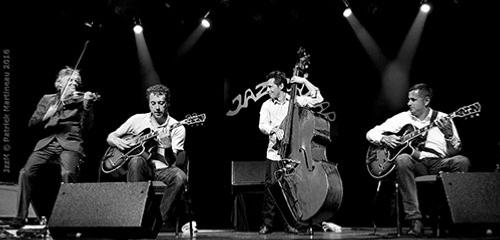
[
  {"x1": 381, "y1": 135, "x2": 402, "y2": 149},
  {"x1": 108, "y1": 135, "x2": 133, "y2": 150}
]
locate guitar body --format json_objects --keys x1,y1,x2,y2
[
  {"x1": 366, "y1": 124, "x2": 424, "y2": 179},
  {"x1": 101, "y1": 129, "x2": 154, "y2": 174}
]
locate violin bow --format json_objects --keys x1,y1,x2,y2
[{"x1": 58, "y1": 40, "x2": 90, "y2": 103}]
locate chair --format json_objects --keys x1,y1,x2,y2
[
  {"x1": 414, "y1": 173, "x2": 446, "y2": 237},
  {"x1": 371, "y1": 173, "x2": 444, "y2": 237},
  {"x1": 392, "y1": 173, "x2": 444, "y2": 237},
  {"x1": 153, "y1": 150, "x2": 195, "y2": 237}
]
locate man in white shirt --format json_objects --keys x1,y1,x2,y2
[
  {"x1": 107, "y1": 84, "x2": 187, "y2": 229},
  {"x1": 366, "y1": 83, "x2": 469, "y2": 237},
  {"x1": 258, "y1": 70, "x2": 323, "y2": 234}
]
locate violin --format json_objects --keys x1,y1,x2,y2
[{"x1": 62, "y1": 91, "x2": 101, "y2": 105}]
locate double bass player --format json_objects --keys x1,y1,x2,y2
[{"x1": 258, "y1": 70, "x2": 323, "y2": 234}]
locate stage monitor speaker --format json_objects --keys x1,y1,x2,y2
[
  {"x1": 49, "y1": 182, "x2": 161, "y2": 239},
  {"x1": 231, "y1": 161, "x2": 266, "y2": 186},
  {"x1": 440, "y1": 172, "x2": 500, "y2": 224},
  {"x1": 0, "y1": 183, "x2": 37, "y2": 219},
  {"x1": 231, "y1": 161, "x2": 266, "y2": 231}
]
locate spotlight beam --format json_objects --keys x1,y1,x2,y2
[
  {"x1": 343, "y1": 3, "x2": 431, "y2": 111},
  {"x1": 134, "y1": 28, "x2": 160, "y2": 89}
]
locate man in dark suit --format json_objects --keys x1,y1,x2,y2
[{"x1": 16, "y1": 67, "x2": 98, "y2": 224}]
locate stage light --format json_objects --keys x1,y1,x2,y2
[
  {"x1": 342, "y1": 0, "x2": 352, "y2": 18},
  {"x1": 420, "y1": 3, "x2": 431, "y2": 13},
  {"x1": 201, "y1": 11, "x2": 211, "y2": 28},
  {"x1": 343, "y1": 8, "x2": 352, "y2": 18},
  {"x1": 420, "y1": 0, "x2": 431, "y2": 13},
  {"x1": 133, "y1": 25, "x2": 143, "y2": 33},
  {"x1": 133, "y1": 17, "x2": 143, "y2": 34},
  {"x1": 84, "y1": 21, "x2": 94, "y2": 28},
  {"x1": 201, "y1": 19, "x2": 211, "y2": 28}
]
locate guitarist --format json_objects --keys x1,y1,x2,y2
[
  {"x1": 106, "y1": 84, "x2": 189, "y2": 229},
  {"x1": 366, "y1": 83, "x2": 470, "y2": 237}
]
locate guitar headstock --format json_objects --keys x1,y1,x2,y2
[
  {"x1": 181, "y1": 113, "x2": 206, "y2": 127},
  {"x1": 451, "y1": 102, "x2": 481, "y2": 119}
]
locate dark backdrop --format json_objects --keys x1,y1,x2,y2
[{"x1": 1, "y1": 0, "x2": 498, "y2": 229}]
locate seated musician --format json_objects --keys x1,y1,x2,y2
[
  {"x1": 106, "y1": 84, "x2": 193, "y2": 231},
  {"x1": 15, "y1": 67, "x2": 98, "y2": 226},
  {"x1": 366, "y1": 83, "x2": 470, "y2": 237},
  {"x1": 258, "y1": 70, "x2": 323, "y2": 234}
]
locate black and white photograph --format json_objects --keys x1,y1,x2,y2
[{"x1": 1, "y1": 0, "x2": 499, "y2": 239}]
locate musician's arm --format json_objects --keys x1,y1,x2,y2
[
  {"x1": 171, "y1": 126, "x2": 186, "y2": 167},
  {"x1": 106, "y1": 115, "x2": 137, "y2": 150},
  {"x1": 292, "y1": 76, "x2": 323, "y2": 107},
  {"x1": 366, "y1": 113, "x2": 406, "y2": 146},
  {"x1": 171, "y1": 126, "x2": 185, "y2": 155},
  {"x1": 29, "y1": 95, "x2": 57, "y2": 129},
  {"x1": 258, "y1": 102, "x2": 273, "y2": 135},
  {"x1": 106, "y1": 132, "x2": 127, "y2": 150},
  {"x1": 438, "y1": 117, "x2": 462, "y2": 155}
]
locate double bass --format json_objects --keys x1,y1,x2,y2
[{"x1": 269, "y1": 47, "x2": 343, "y2": 230}]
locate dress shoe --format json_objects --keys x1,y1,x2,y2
[
  {"x1": 284, "y1": 225, "x2": 299, "y2": 234},
  {"x1": 259, "y1": 225, "x2": 272, "y2": 234},
  {"x1": 407, "y1": 219, "x2": 423, "y2": 237}
]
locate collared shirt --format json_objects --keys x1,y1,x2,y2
[
  {"x1": 110, "y1": 113, "x2": 185, "y2": 169},
  {"x1": 259, "y1": 90, "x2": 323, "y2": 161},
  {"x1": 366, "y1": 109, "x2": 461, "y2": 159}
]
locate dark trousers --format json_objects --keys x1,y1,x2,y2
[
  {"x1": 127, "y1": 156, "x2": 187, "y2": 223},
  {"x1": 17, "y1": 140, "x2": 81, "y2": 220},
  {"x1": 396, "y1": 153, "x2": 470, "y2": 220},
  {"x1": 261, "y1": 159, "x2": 289, "y2": 229}
]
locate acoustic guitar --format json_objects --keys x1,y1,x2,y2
[{"x1": 101, "y1": 113, "x2": 206, "y2": 174}]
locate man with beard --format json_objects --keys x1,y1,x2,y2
[{"x1": 106, "y1": 84, "x2": 188, "y2": 229}]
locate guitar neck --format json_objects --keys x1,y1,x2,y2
[
  {"x1": 402, "y1": 114, "x2": 454, "y2": 142},
  {"x1": 133, "y1": 123, "x2": 182, "y2": 145}
]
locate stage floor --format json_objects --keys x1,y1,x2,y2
[
  {"x1": 156, "y1": 228, "x2": 499, "y2": 240},
  {"x1": 3, "y1": 227, "x2": 498, "y2": 240}
]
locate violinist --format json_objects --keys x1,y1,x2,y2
[
  {"x1": 14, "y1": 66, "x2": 98, "y2": 226},
  {"x1": 258, "y1": 70, "x2": 323, "y2": 234}
]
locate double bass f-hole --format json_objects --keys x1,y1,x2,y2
[{"x1": 299, "y1": 147, "x2": 314, "y2": 171}]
